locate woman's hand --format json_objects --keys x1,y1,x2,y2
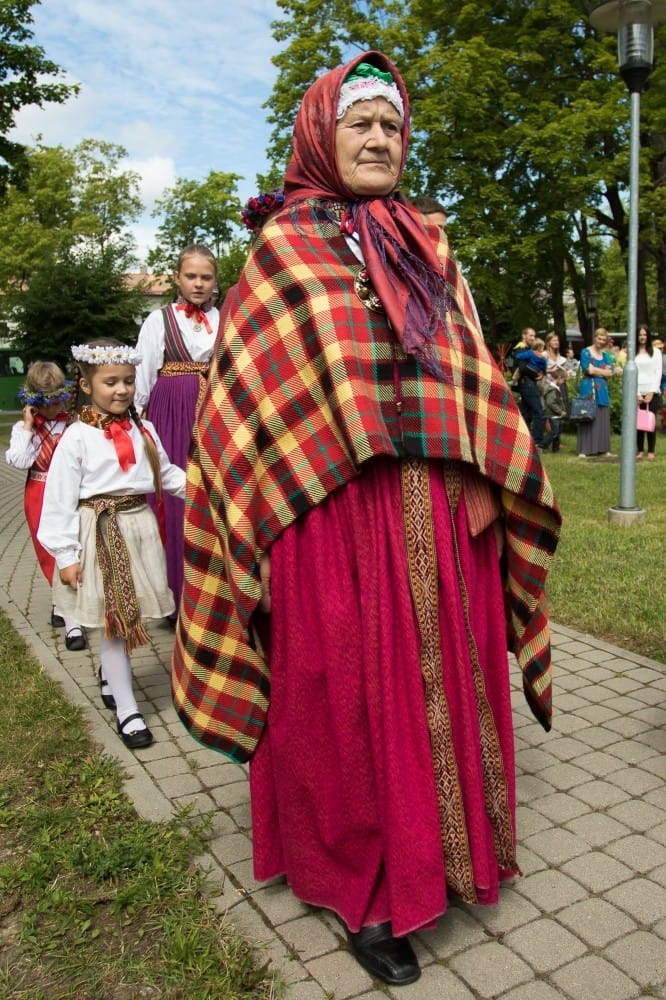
[
  {"x1": 59, "y1": 563, "x2": 82, "y2": 591},
  {"x1": 259, "y1": 554, "x2": 271, "y2": 613}
]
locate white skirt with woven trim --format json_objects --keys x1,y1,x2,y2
[{"x1": 51, "y1": 502, "x2": 175, "y2": 628}]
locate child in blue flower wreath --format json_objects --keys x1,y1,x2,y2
[{"x1": 5, "y1": 361, "x2": 86, "y2": 650}]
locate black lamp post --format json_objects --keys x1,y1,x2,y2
[{"x1": 590, "y1": 0, "x2": 666, "y2": 523}]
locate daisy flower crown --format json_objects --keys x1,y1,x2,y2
[
  {"x1": 18, "y1": 384, "x2": 73, "y2": 407},
  {"x1": 71, "y1": 344, "x2": 142, "y2": 366}
]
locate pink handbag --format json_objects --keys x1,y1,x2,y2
[{"x1": 637, "y1": 404, "x2": 656, "y2": 433}]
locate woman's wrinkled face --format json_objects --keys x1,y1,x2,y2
[{"x1": 335, "y1": 98, "x2": 403, "y2": 197}]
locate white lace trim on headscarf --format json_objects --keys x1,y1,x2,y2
[{"x1": 336, "y1": 78, "x2": 404, "y2": 121}]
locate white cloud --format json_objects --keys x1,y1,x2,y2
[
  {"x1": 9, "y1": 0, "x2": 281, "y2": 265},
  {"x1": 126, "y1": 157, "x2": 177, "y2": 213}
]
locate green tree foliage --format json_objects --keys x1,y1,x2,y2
[
  {"x1": 0, "y1": 139, "x2": 143, "y2": 357},
  {"x1": 13, "y1": 244, "x2": 146, "y2": 362},
  {"x1": 147, "y1": 171, "x2": 245, "y2": 276},
  {"x1": 217, "y1": 237, "x2": 251, "y2": 299},
  {"x1": 0, "y1": 143, "x2": 77, "y2": 291},
  {"x1": 264, "y1": 0, "x2": 666, "y2": 341},
  {"x1": 0, "y1": 0, "x2": 78, "y2": 191},
  {"x1": 0, "y1": 140, "x2": 142, "y2": 294},
  {"x1": 71, "y1": 139, "x2": 142, "y2": 255}
]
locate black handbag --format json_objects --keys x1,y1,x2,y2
[{"x1": 570, "y1": 392, "x2": 597, "y2": 422}]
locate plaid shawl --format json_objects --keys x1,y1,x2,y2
[{"x1": 171, "y1": 201, "x2": 561, "y2": 762}]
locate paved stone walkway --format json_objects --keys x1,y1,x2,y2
[{"x1": 0, "y1": 458, "x2": 664, "y2": 999}]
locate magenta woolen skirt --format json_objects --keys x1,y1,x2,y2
[
  {"x1": 249, "y1": 457, "x2": 516, "y2": 938},
  {"x1": 146, "y1": 372, "x2": 200, "y2": 605}
]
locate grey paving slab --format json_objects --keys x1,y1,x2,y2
[
  {"x1": 1, "y1": 457, "x2": 664, "y2": 999},
  {"x1": 549, "y1": 955, "x2": 643, "y2": 1000},
  {"x1": 503, "y1": 917, "x2": 588, "y2": 973},
  {"x1": 556, "y1": 897, "x2": 638, "y2": 949}
]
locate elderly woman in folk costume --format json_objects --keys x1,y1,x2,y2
[{"x1": 172, "y1": 52, "x2": 560, "y2": 986}]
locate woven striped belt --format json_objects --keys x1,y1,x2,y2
[
  {"x1": 79, "y1": 493, "x2": 150, "y2": 651},
  {"x1": 159, "y1": 360, "x2": 209, "y2": 410},
  {"x1": 79, "y1": 493, "x2": 146, "y2": 514},
  {"x1": 159, "y1": 361, "x2": 209, "y2": 377},
  {"x1": 28, "y1": 470, "x2": 48, "y2": 483}
]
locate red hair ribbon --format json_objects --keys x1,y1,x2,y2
[
  {"x1": 176, "y1": 302, "x2": 212, "y2": 333},
  {"x1": 33, "y1": 413, "x2": 67, "y2": 428},
  {"x1": 104, "y1": 419, "x2": 136, "y2": 471}
]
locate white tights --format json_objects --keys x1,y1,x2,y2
[{"x1": 99, "y1": 635, "x2": 146, "y2": 732}]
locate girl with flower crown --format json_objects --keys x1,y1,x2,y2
[
  {"x1": 5, "y1": 360, "x2": 86, "y2": 650},
  {"x1": 38, "y1": 339, "x2": 185, "y2": 750},
  {"x1": 133, "y1": 245, "x2": 219, "y2": 611}
]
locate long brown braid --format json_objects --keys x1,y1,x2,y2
[
  {"x1": 68, "y1": 357, "x2": 87, "y2": 422},
  {"x1": 128, "y1": 402, "x2": 163, "y2": 501}
]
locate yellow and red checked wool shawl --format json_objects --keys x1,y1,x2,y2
[{"x1": 171, "y1": 201, "x2": 561, "y2": 762}]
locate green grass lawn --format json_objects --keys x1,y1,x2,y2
[
  {"x1": 0, "y1": 608, "x2": 282, "y2": 999},
  {"x1": 542, "y1": 429, "x2": 666, "y2": 663}
]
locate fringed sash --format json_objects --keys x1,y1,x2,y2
[{"x1": 79, "y1": 494, "x2": 150, "y2": 652}]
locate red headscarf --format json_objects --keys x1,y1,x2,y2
[{"x1": 284, "y1": 50, "x2": 468, "y2": 377}]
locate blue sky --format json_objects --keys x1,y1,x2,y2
[{"x1": 10, "y1": 0, "x2": 281, "y2": 266}]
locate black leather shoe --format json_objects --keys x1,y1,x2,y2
[
  {"x1": 117, "y1": 713, "x2": 154, "y2": 750},
  {"x1": 98, "y1": 666, "x2": 116, "y2": 710},
  {"x1": 50, "y1": 607, "x2": 65, "y2": 628},
  {"x1": 347, "y1": 922, "x2": 421, "y2": 986},
  {"x1": 65, "y1": 627, "x2": 87, "y2": 651}
]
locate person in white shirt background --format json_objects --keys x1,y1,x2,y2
[{"x1": 635, "y1": 323, "x2": 662, "y2": 460}]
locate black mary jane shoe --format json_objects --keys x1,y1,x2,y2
[
  {"x1": 347, "y1": 922, "x2": 421, "y2": 986},
  {"x1": 50, "y1": 607, "x2": 66, "y2": 628},
  {"x1": 65, "y1": 627, "x2": 87, "y2": 651},
  {"x1": 117, "y1": 713, "x2": 154, "y2": 750},
  {"x1": 97, "y1": 666, "x2": 116, "y2": 710}
]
